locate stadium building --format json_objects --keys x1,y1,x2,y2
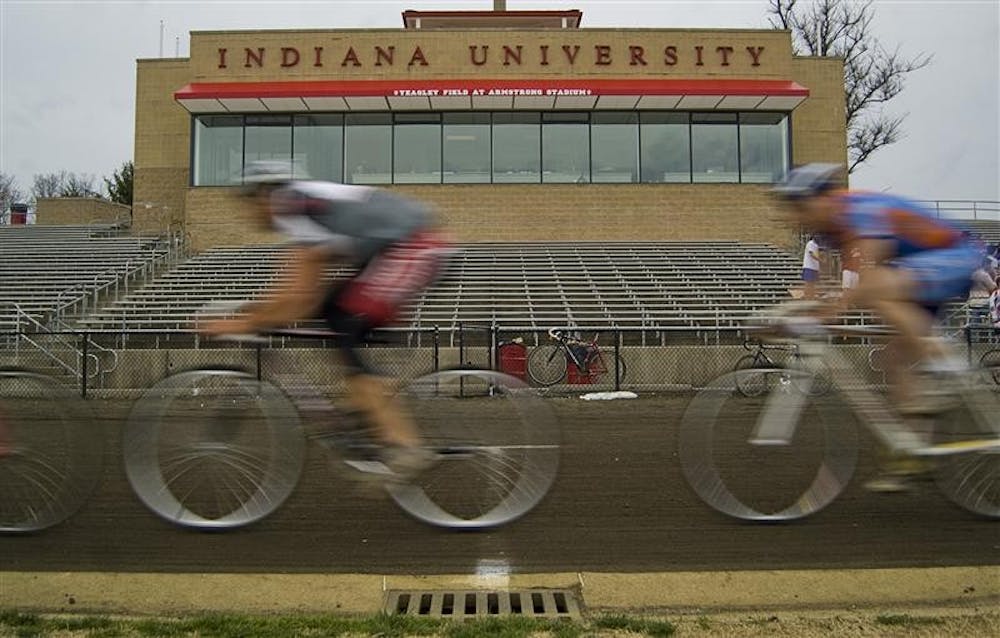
[{"x1": 133, "y1": 5, "x2": 846, "y2": 251}]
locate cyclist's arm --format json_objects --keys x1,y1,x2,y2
[{"x1": 201, "y1": 244, "x2": 334, "y2": 335}]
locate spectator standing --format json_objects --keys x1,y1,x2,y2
[
  {"x1": 801, "y1": 235, "x2": 822, "y2": 299},
  {"x1": 842, "y1": 245, "x2": 862, "y2": 290}
]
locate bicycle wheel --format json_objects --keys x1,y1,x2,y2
[
  {"x1": 679, "y1": 370, "x2": 857, "y2": 521},
  {"x1": 733, "y1": 355, "x2": 777, "y2": 397},
  {"x1": 527, "y1": 344, "x2": 567, "y2": 386},
  {"x1": 386, "y1": 369, "x2": 560, "y2": 529},
  {"x1": 0, "y1": 369, "x2": 103, "y2": 533},
  {"x1": 123, "y1": 370, "x2": 306, "y2": 530},
  {"x1": 789, "y1": 355, "x2": 833, "y2": 397},
  {"x1": 932, "y1": 386, "x2": 1000, "y2": 518},
  {"x1": 979, "y1": 349, "x2": 1000, "y2": 388}
]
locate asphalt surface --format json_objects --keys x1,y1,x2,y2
[{"x1": 1, "y1": 395, "x2": 998, "y2": 575}]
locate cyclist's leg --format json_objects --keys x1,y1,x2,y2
[
  {"x1": 322, "y1": 299, "x2": 421, "y2": 449},
  {"x1": 324, "y1": 234, "x2": 449, "y2": 466}
]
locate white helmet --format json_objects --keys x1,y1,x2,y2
[{"x1": 772, "y1": 163, "x2": 844, "y2": 200}]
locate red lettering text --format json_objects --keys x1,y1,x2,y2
[
  {"x1": 629, "y1": 45, "x2": 647, "y2": 66},
  {"x1": 281, "y1": 47, "x2": 299, "y2": 67},
  {"x1": 409, "y1": 46, "x2": 428, "y2": 66},
  {"x1": 244, "y1": 47, "x2": 264, "y2": 68},
  {"x1": 562, "y1": 44, "x2": 581, "y2": 64},
  {"x1": 503, "y1": 45, "x2": 522, "y2": 66},
  {"x1": 664, "y1": 45, "x2": 678, "y2": 65},
  {"x1": 341, "y1": 47, "x2": 361, "y2": 67},
  {"x1": 470, "y1": 45, "x2": 488, "y2": 65},
  {"x1": 716, "y1": 46, "x2": 733, "y2": 66},
  {"x1": 375, "y1": 46, "x2": 394, "y2": 66}
]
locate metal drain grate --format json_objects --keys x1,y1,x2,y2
[{"x1": 385, "y1": 589, "x2": 581, "y2": 619}]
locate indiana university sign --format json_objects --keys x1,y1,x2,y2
[{"x1": 216, "y1": 43, "x2": 767, "y2": 70}]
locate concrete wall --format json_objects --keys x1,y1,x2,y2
[{"x1": 34, "y1": 197, "x2": 131, "y2": 226}]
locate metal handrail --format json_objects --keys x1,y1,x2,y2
[{"x1": 914, "y1": 200, "x2": 1000, "y2": 222}]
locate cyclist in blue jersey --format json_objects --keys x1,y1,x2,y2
[
  {"x1": 773, "y1": 164, "x2": 982, "y2": 490},
  {"x1": 774, "y1": 164, "x2": 980, "y2": 413},
  {"x1": 200, "y1": 160, "x2": 451, "y2": 481}
]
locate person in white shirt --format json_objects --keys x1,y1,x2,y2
[{"x1": 801, "y1": 236, "x2": 822, "y2": 299}]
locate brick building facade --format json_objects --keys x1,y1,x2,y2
[{"x1": 133, "y1": 9, "x2": 846, "y2": 252}]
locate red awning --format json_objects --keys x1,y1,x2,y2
[{"x1": 174, "y1": 78, "x2": 809, "y2": 113}]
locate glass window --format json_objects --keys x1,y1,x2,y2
[
  {"x1": 542, "y1": 112, "x2": 589, "y2": 183},
  {"x1": 443, "y1": 113, "x2": 491, "y2": 183},
  {"x1": 293, "y1": 114, "x2": 343, "y2": 182},
  {"x1": 739, "y1": 113, "x2": 789, "y2": 183},
  {"x1": 345, "y1": 114, "x2": 391, "y2": 184},
  {"x1": 592, "y1": 112, "x2": 638, "y2": 183},
  {"x1": 493, "y1": 112, "x2": 540, "y2": 183},
  {"x1": 640, "y1": 113, "x2": 690, "y2": 183},
  {"x1": 692, "y1": 113, "x2": 739, "y2": 183},
  {"x1": 193, "y1": 115, "x2": 243, "y2": 186},
  {"x1": 245, "y1": 115, "x2": 292, "y2": 168},
  {"x1": 393, "y1": 113, "x2": 441, "y2": 184}
]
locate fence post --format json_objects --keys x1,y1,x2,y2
[
  {"x1": 80, "y1": 332, "x2": 89, "y2": 399},
  {"x1": 458, "y1": 322, "x2": 465, "y2": 368},
  {"x1": 255, "y1": 343, "x2": 263, "y2": 382},
  {"x1": 966, "y1": 322, "x2": 973, "y2": 366},
  {"x1": 614, "y1": 327, "x2": 621, "y2": 391},
  {"x1": 490, "y1": 323, "x2": 498, "y2": 371},
  {"x1": 433, "y1": 326, "x2": 440, "y2": 372}
]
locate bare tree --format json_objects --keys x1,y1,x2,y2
[
  {"x1": 32, "y1": 171, "x2": 66, "y2": 199},
  {"x1": 768, "y1": 0, "x2": 931, "y2": 173},
  {"x1": 1, "y1": 173, "x2": 26, "y2": 222},
  {"x1": 61, "y1": 172, "x2": 99, "y2": 198},
  {"x1": 32, "y1": 170, "x2": 101, "y2": 199}
]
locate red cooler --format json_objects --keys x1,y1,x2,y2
[{"x1": 498, "y1": 341, "x2": 527, "y2": 381}]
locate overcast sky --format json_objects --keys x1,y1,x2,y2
[{"x1": 1, "y1": 0, "x2": 997, "y2": 202}]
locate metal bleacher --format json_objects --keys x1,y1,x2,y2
[
  {"x1": 78, "y1": 240, "x2": 804, "y2": 332},
  {"x1": 0, "y1": 224, "x2": 173, "y2": 332}
]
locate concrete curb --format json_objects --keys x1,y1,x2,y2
[{"x1": 3, "y1": 567, "x2": 998, "y2": 616}]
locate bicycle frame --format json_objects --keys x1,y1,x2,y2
[
  {"x1": 750, "y1": 331, "x2": 998, "y2": 455},
  {"x1": 742, "y1": 339, "x2": 798, "y2": 367}
]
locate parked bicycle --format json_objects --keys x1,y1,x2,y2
[
  {"x1": 527, "y1": 328, "x2": 625, "y2": 387},
  {"x1": 122, "y1": 329, "x2": 560, "y2": 531},
  {"x1": 679, "y1": 302, "x2": 999, "y2": 522},
  {"x1": 733, "y1": 338, "x2": 831, "y2": 397},
  {"x1": 981, "y1": 348, "x2": 1000, "y2": 387},
  {"x1": 0, "y1": 368, "x2": 104, "y2": 533}
]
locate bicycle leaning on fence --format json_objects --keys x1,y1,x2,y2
[
  {"x1": 732, "y1": 337, "x2": 832, "y2": 397},
  {"x1": 678, "y1": 302, "x2": 1000, "y2": 522},
  {"x1": 527, "y1": 328, "x2": 626, "y2": 387},
  {"x1": 0, "y1": 368, "x2": 104, "y2": 533},
  {"x1": 121, "y1": 327, "x2": 560, "y2": 531}
]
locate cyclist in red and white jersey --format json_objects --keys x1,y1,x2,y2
[{"x1": 201, "y1": 160, "x2": 451, "y2": 479}]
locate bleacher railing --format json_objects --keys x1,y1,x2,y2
[{"x1": 915, "y1": 200, "x2": 1000, "y2": 222}]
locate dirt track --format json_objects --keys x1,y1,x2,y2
[{"x1": 1, "y1": 394, "x2": 997, "y2": 576}]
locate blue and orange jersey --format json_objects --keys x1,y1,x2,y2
[{"x1": 830, "y1": 191, "x2": 966, "y2": 257}]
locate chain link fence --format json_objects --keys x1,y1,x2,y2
[{"x1": 2, "y1": 322, "x2": 999, "y2": 398}]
